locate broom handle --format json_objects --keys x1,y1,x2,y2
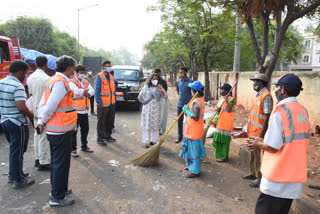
[
  {"x1": 159, "y1": 92, "x2": 199, "y2": 145},
  {"x1": 205, "y1": 78, "x2": 239, "y2": 129}
]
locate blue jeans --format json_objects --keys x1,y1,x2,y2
[
  {"x1": 48, "y1": 131, "x2": 72, "y2": 200},
  {"x1": 177, "y1": 107, "x2": 183, "y2": 138},
  {"x1": 1, "y1": 120, "x2": 29, "y2": 182}
]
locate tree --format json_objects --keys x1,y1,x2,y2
[{"x1": 204, "y1": 0, "x2": 320, "y2": 79}]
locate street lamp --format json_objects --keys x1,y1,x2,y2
[{"x1": 78, "y1": 4, "x2": 99, "y2": 62}]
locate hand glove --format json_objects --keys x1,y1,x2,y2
[
  {"x1": 184, "y1": 108, "x2": 194, "y2": 118},
  {"x1": 182, "y1": 105, "x2": 189, "y2": 112}
]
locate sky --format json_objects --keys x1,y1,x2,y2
[{"x1": 1, "y1": 0, "x2": 162, "y2": 60}]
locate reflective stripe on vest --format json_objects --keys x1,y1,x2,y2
[
  {"x1": 247, "y1": 90, "x2": 272, "y2": 137},
  {"x1": 56, "y1": 106, "x2": 76, "y2": 113},
  {"x1": 45, "y1": 123, "x2": 77, "y2": 132},
  {"x1": 184, "y1": 97, "x2": 205, "y2": 140},
  {"x1": 261, "y1": 102, "x2": 309, "y2": 183},
  {"x1": 215, "y1": 128, "x2": 232, "y2": 136}
]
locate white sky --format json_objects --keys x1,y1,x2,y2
[{"x1": 1, "y1": 0, "x2": 162, "y2": 60}]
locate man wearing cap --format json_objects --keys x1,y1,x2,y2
[
  {"x1": 243, "y1": 73, "x2": 273, "y2": 188},
  {"x1": 175, "y1": 67, "x2": 193, "y2": 144},
  {"x1": 212, "y1": 83, "x2": 235, "y2": 162},
  {"x1": 179, "y1": 81, "x2": 206, "y2": 178},
  {"x1": 246, "y1": 74, "x2": 309, "y2": 214}
]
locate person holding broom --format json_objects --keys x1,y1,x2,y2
[
  {"x1": 179, "y1": 81, "x2": 206, "y2": 178},
  {"x1": 211, "y1": 83, "x2": 235, "y2": 162}
]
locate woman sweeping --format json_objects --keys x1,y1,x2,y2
[
  {"x1": 138, "y1": 73, "x2": 166, "y2": 148},
  {"x1": 179, "y1": 81, "x2": 206, "y2": 178},
  {"x1": 212, "y1": 83, "x2": 235, "y2": 162}
]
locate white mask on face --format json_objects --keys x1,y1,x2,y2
[
  {"x1": 151, "y1": 80, "x2": 158, "y2": 86},
  {"x1": 106, "y1": 67, "x2": 112, "y2": 72},
  {"x1": 88, "y1": 71, "x2": 92, "y2": 75},
  {"x1": 78, "y1": 74, "x2": 85, "y2": 79}
]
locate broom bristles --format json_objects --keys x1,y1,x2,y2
[{"x1": 130, "y1": 143, "x2": 161, "y2": 167}]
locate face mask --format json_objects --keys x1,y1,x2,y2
[
  {"x1": 106, "y1": 67, "x2": 112, "y2": 72},
  {"x1": 275, "y1": 88, "x2": 284, "y2": 102},
  {"x1": 78, "y1": 74, "x2": 85, "y2": 79},
  {"x1": 220, "y1": 91, "x2": 228, "y2": 96},
  {"x1": 151, "y1": 80, "x2": 158, "y2": 86},
  {"x1": 253, "y1": 82, "x2": 261, "y2": 92},
  {"x1": 88, "y1": 72, "x2": 92, "y2": 75}
]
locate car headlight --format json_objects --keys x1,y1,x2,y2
[{"x1": 131, "y1": 86, "x2": 140, "y2": 91}]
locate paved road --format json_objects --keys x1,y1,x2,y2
[{"x1": 0, "y1": 95, "x2": 268, "y2": 214}]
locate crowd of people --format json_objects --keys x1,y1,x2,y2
[{"x1": 0, "y1": 56, "x2": 310, "y2": 213}]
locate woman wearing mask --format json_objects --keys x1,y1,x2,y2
[
  {"x1": 179, "y1": 81, "x2": 206, "y2": 178},
  {"x1": 212, "y1": 83, "x2": 235, "y2": 162},
  {"x1": 138, "y1": 73, "x2": 165, "y2": 148}
]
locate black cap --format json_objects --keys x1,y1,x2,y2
[
  {"x1": 273, "y1": 74, "x2": 303, "y2": 90},
  {"x1": 218, "y1": 83, "x2": 232, "y2": 91}
]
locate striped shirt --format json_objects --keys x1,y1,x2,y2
[
  {"x1": 257, "y1": 87, "x2": 273, "y2": 115},
  {"x1": 0, "y1": 75, "x2": 27, "y2": 126}
]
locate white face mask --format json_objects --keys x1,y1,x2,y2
[
  {"x1": 151, "y1": 80, "x2": 158, "y2": 86},
  {"x1": 78, "y1": 74, "x2": 85, "y2": 79},
  {"x1": 106, "y1": 67, "x2": 113, "y2": 72},
  {"x1": 88, "y1": 71, "x2": 92, "y2": 75}
]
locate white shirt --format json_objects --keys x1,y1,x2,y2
[
  {"x1": 26, "y1": 68, "x2": 50, "y2": 117},
  {"x1": 260, "y1": 96, "x2": 304, "y2": 199},
  {"x1": 38, "y1": 72, "x2": 72, "y2": 135},
  {"x1": 69, "y1": 76, "x2": 94, "y2": 114}
]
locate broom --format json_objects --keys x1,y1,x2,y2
[
  {"x1": 202, "y1": 79, "x2": 239, "y2": 143},
  {"x1": 130, "y1": 92, "x2": 199, "y2": 167}
]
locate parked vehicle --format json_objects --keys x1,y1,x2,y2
[{"x1": 112, "y1": 65, "x2": 146, "y2": 110}]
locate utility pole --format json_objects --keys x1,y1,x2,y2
[{"x1": 233, "y1": 16, "x2": 241, "y2": 73}]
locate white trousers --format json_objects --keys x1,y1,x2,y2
[
  {"x1": 142, "y1": 129, "x2": 159, "y2": 144},
  {"x1": 34, "y1": 119, "x2": 50, "y2": 164}
]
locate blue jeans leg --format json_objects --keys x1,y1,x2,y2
[
  {"x1": 2, "y1": 121, "x2": 28, "y2": 182},
  {"x1": 48, "y1": 131, "x2": 72, "y2": 200},
  {"x1": 177, "y1": 107, "x2": 183, "y2": 138}
]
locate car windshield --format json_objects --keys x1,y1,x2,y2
[{"x1": 113, "y1": 69, "x2": 140, "y2": 81}]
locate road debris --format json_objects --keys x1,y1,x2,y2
[{"x1": 109, "y1": 160, "x2": 120, "y2": 167}]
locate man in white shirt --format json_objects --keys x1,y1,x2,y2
[
  {"x1": 37, "y1": 56, "x2": 77, "y2": 207},
  {"x1": 26, "y1": 56, "x2": 50, "y2": 171},
  {"x1": 247, "y1": 74, "x2": 309, "y2": 214},
  {"x1": 69, "y1": 64, "x2": 94, "y2": 157}
]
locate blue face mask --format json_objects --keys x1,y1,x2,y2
[
  {"x1": 78, "y1": 74, "x2": 85, "y2": 79},
  {"x1": 106, "y1": 67, "x2": 112, "y2": 72}
]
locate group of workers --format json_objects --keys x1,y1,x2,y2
[
  {"x1": 0, "y1": 56, "x2": 117, "y2": 207},
  {"x1": 0, "y1": 56, "x2": 310, "y2": 213},
  {"x1": 176, "y1": 68, "x2": 309, "y2": 214}
]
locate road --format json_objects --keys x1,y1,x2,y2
[{"x1": 0, "y1": 89, "x2": 269, "y2": 214}]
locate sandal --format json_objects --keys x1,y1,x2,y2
[
  {"x1": 150, "y1": 142, "x2": 156, "y2": 145},
  {"x1": 184, "y1": 167, "x2": 189, "y2": 171},
  {"x1": 186, "y1": 173, "x2": 200, "y2": 178},
  {"x1": 216, "y1": 159, "x2": 225, "y2": 163}
]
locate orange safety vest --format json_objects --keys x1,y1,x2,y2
[
  {"x1": 44, "y1": 75, "x2": 77, "y2": 133},
  {"x1": 247, "y1": 90, "x2": 272, "y2": 137},
  {"x1": 184, "y1": 97, "x2": 205, "y2": 140},
  {"x1": 98, "y1": 72, "x2": 116, "y2": 107},
  {"x1": 71, "y1": 77, "x2": 90, "y2": 111},
  {"x1": 216, "y1": 97, "x2": 235, "y2": 136},
  {"x1": 261, "y1": 102, "x2": 310, "y2": 183}
]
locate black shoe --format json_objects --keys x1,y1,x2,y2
[
  {"x1": 81, "y1": 147, "x2": 94, "y2": 153},
  {"x1": 34, "y1": 159, "x2": 39, "y2": 168},
  {"x1": 242, "y1": 174, "x2": 256, "y2": 180},
  {"x1": 49, "y1": 196, "x2": 74, "y2": 207},
  {"x1": 49, "y1": 189, "x2": 72, "y2": 198},
  {"x1": 175, "y1": 137, "x2": 182, "y2": 144},
  {"x1": 97, "y1": 140, "x2": 107, "y2": 146},
  {"x1": 38, "y1": 164, "x2": 50, "y2": 171},
  {"x1": 249, "y1": 179, "x2": 261, "y2": 188},
  {"x1": 12, "y1": 177, "x2": 35, "y2": 189},
  {"x1": 91, "y1": 112, "x2": 96, "y2": 116},
  {"x1": 71, "y1": 150, "x2": 79, "y2": 157},
  {"x1": 105, "y1": 136, "x2": 116, "y2": 142},
  {"x1": 8, "y1": 173, "x2": 29, "y2": 183}
]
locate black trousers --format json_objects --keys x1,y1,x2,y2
[
  {"x1": 90, "y1": 96, "x2": 95, "y2": 113},
  {"x1": 47, "y1": 131, "x2": 72, "y2": 200},
  {"x1": 255, "y1": 193, "x2": 293, "y2": 214},
  {"x1": 71, "y1": 113, "x2": 89, "y2": 150},
  {"x1": 97, "y1": 104, "x2": 115, "y2": 141}
]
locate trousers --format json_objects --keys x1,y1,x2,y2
[
  {"x1": 177, "y1": 107, "x2": 184, "y2": 138},
  {"x1": 255, "y1": 193, "x2": 293, "y2": 214},
  {"x1": 142, "y1": 129, "x2": 159, "y2": 144},
  {"x1": 47, "y1": 131, "x2": 72, "y2": 200},
  {"x1": 97, "y1": 104, "x2": 115, "y2": 140},
  {"x1": 250, "y1": 149, "x2": 262, "y2": 179},
  {"x1": 72, "y1": 113, "x2": 89, "y2": 150},
  {"x1": 34, "y1": 118, "x2": 50, "y2": 164},
  {"x1": 90, "y1": 96, "x2": 95, "y2": 113}
]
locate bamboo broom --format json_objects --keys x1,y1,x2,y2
[{"x1": 130, "y1": 92, "x2": 199, "y2": 167}]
